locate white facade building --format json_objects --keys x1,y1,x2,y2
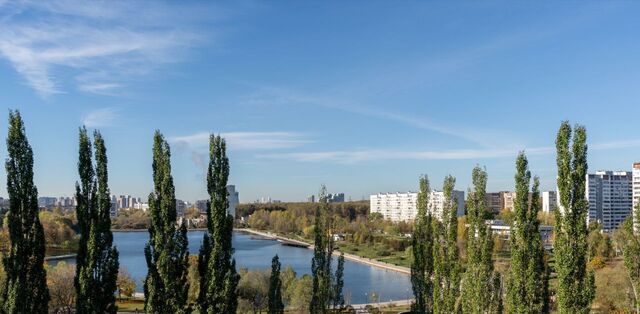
[
  {"x1": 370, "y1": 190, "x2": 465, "y2": 222},
  {"x1": 542, "y1": 191, "x2": 558, "y2": 213},
  {"x1": 633, "y1": 163, "x2": 640, "y2": 230},
  {"x1": 634, "y1": 163, "x2": 640, "y2": 212},
  {"x1": 586, "y1": 170, "x2": 633, "y2": 233}
]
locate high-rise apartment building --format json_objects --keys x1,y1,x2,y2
[
  {"x1": 195, "y1": 185, "x2": 239, "y2": 218},
  {"x1": 542, "y1": 191, "x2": 558, "y2": 213},
  {"x1": 586, "y1": 170, "x2": 633, "y2": 233},
  {"x1": 227, "y1": 185, "x2": 239, "y2": 218},
  {"x1": 502, "y1": 191, "x2": 516, "y2": 212},
  {"x1": 633, "y1": 163, "x2": 640, "y2": 212},
  {"x1": 484, "y1": 192, "x2": 503, "y2": 214},
  {"x1": 370, "y1": 190, "x2": 465, "y2": 222}
]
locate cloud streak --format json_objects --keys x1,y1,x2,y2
[
  {"x1": 256, "y1": 138, "x2": 640, "y2": 164},
  {"x1": 257, "y1": 147, "x2": 554, "y2": 164},
  {"x1": 169, "y1": 131, "x2": 312, "y2": 151},
  {"x1": 81, "y1": 107, "x2": 119, "y2": 128},
  {"x1": 0, "y1": 1, "x2": 207, "y2": 97},
  {"x1": 244, "y1": 87, "x2": 511, "y2": 148}
]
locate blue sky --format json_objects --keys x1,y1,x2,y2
[{"x1": 0, "y1": 1, "x2": 639, "y2": 202}]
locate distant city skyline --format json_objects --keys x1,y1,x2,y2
[{"x1": 1, "y1": 2, "x2": 640, "y2": 202}]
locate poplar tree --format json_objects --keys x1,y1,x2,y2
[
  {"x1": 621, "y1": 203, "x2": 640, "y2": 312},
  {"x1": 333, "y1": 253, "x2": 345, "y2": 310},
  {"x1": 198, "y1": 135, "x2": 239, "y2": 314},
  {"x1": 505, "y1": 153, "x2": 549, "y2": 313},
  {"x1": 411, "y1": 175, "x2": 434, "y2": 314},
  {"x1": 433, "y1": 175, "x2": 460, "y2": 314},
  {"x1": 268, "y1": 255, "x2": 285, "y2": 314},
  {"x1": 554, "y1": 122, "x2": 594, "y2": 313},
  {"x1": 75, "y1": 128, "x2": 119, "y2": 313},
  {"x1": 461, "y1": 166, "x2": 502, "y2": 314},
  {"x1": 310, "y1": 185, "x2": 334, "y2": 314},
  {"x1": 144, "y1": 131, "x2": 191, "y2": 313},
  {"x1": 1, "y1": 111, "x2": 49, "y2": 314}
]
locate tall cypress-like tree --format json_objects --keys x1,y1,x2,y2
[
  {"x1": 75, "y1": 128, "x2": 120, "y2": 314},
  {"x1": 310, "y1": 185, "x2": 334, "y2": 314},
  {"x1": 505, "y1": 153, "x2": 549, "y2": 313},
  {"x1": 411, "y1": 175, "x2": 434, "y2": 314},
  {"x1": 554, "y1": 122, "x2": 594, "y2": 313},
  {"x1": 268, "y1": 255, "x2": 285, "y2": 314},
  {"x1": 144, "y1": 131, "x2": 190, "y2": 314},
  {"x1": 198, "y1": 135, "x2": 239, "y2": 314},
  {"x1": 621, "y1": 203, "x2": 640, "y2": 312},
  {"x1": 433, "y1": 175, "x2": 460, "y2": 314},
  {"x1": 1, "y1": 111, "x2": 49, "y2": 314},
  {"x1": 461, "y1": 166, "x2": 502, "y2": 314},
  {"x1": 333, "y1": 253, "x2": 345, "y2": 310}
]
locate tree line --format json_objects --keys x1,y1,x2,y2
[
  {"x1": 0, "y1": 110, "x2": 350, "y2": 314},
  {"x1": 410, "y1": 121, "x2": 608, "y2": 313},
  {"x1": 3, "y1": 112, "x2": 640, "y2": 313}
]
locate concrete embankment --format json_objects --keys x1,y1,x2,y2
[
  {"x1": 44, "y1": 253, "x2": 77, "y2": 261},
  {"x1": 235, "y1": 228, "x2": 411, "y2": 275}
]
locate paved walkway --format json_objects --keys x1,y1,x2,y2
[
  {"x1": 351, "y1": 298, "x2": 413, "y2": 309},
  {"x1": 44, "y1": 253, "x2": 77, "y2": 261}
]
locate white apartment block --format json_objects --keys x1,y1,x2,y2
[
  {"x1": 542, "y1": 191, "x2": 558, "y2": 213},
  {"x1": 633, "y1": 163, "x2": 640, "y2": 230},
  {"x1": 634, "y1": 163, "x2": 640, "y2": 212},
  {"x1": 586, "y1": 170, "x2": 633, "y2": 233},
  {"x1": 370, "y1": 190, "x2": 465, "y2": 222}
]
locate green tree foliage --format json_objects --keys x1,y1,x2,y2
[
  {"x1": 116, "y1": 267, "x2": 136, "y2": 300},
  {"x1": 461, "y1": 166, "x2": 503, "y2": 314},
  {"x1": 619, "y1": 204, "x2": 640, "y2": 312},
  {"x1": 111, "y1": 207, "x2": 150, "y2": 229},
  {"x1": 143, "y1": 131, "x2": 191, "y2": 313},
  {"x1": 198, "y1": 135, "x2": 239, "y2": 314},
  {"x1": 310, "y1": 185, "x2": 334, "y2": 314},
  {"x1": 333, "y1": 253, "x2": 345, "y2": 310},
  {"x1": 39, "y1": 210, "x2": 77, "y2": 250},
  {"x1": 268, "y1": 255, "x2": 285, "y2": 314},
  {"x1": 74, "y1": 128, "x2": 119, "y2": 314},
  {"x1": 587, "y1": 222, "x2": 613, "y2": 262},
  {"x1": 433, "y1": 175, "x2": 461, "y2": 314},
  {"x1": 554, "y1": 122, "x2": 595, "y2": 313},
  {"x1": 505, "y1": 153, "x2": 549, "y2": 313},
  {"x1": 1, "y1": 111, "x2": 50, "y2": 314},
  {"x1": 47, "y1": 261, "x2": 76, "y2": 313},
  {"x1": 290, "y1": 275, "x2": 313, "y2": 311},
  {"x1": 237, "y1": 268, "x2": 270, "y2": 313},
  {"x1": 411, "y1": 175, "x2": 434, "y2": 313}
]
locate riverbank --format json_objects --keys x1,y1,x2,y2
[
  {"x1": 110, "y1": 228, "x2": 207, "y2": 232},
  {"x1": 236, "y1": 228, "x2": 411, "y2": 275},
  {"x1": 44, "y1": 253, "x2": 77, "y2": 262}
]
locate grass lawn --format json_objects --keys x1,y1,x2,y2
[
  {"x1": 336, "y1": 241, "x2": 410, "y2": 268},
  {"x1": 116, "y1": 299, "x2": 145, "y2": 313}
]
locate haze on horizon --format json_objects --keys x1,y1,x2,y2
[{"x1": 0, "y1": 1, "x2": 639, "y2": 203}]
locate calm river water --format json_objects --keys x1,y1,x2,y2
[{"x1": 57, "y1": 230, "x2": 411, "y2": 304}]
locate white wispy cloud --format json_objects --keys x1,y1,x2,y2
[
  {"x1": 169, "y1": 131, "x2": 312, "y2": 151},
  {"x1": 256, "y1": 138, "x2": 640, "y2": 164},
  {"x1": 0, "y1": 0, "x2": 209, "y2": 97},
  {"x1": 243, "y1": 86, "x2": 514, "y2": 148},
  {"x1": 590, "y1": 139, "x2": 640, "y2": 151},
  {"x1": 81, "y1": 107, "x2": 119, "y2": 128},
  {"x1": 257, "y1": 147, "x2": 554, "y2": 164}
]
